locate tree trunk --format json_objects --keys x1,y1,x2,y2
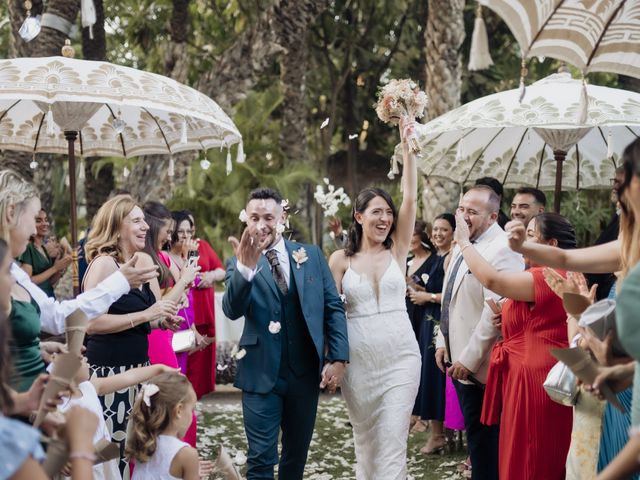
[
  {"x1": 81, "y1": 0, "x2": 114, "y2": 222},
  {"x1": 2, "y1": 0, "x2": 46, "y2": 181},
  {"x1": 3, "y1": 0, "x2": 80, "y2": 211},
  {"x1": 125, "y1": 0, "x2": 191, "y2": 202},
  {"x1": 422, "y1": 0, "x2": 465, "y2": 224},
  {"x1": 274, "y1": 0, "x2": 328, "y2": 244}
]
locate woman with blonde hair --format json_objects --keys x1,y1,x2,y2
[
  {"x1": 83, "y1": 194, "x2": 181, "y2": 478},
  {"x1": 0, "y1": 170, "x2": 156, "y2": 392}
]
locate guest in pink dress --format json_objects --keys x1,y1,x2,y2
[{"x1": 143, "y1": 202, "x2": 200, "y2": 447}]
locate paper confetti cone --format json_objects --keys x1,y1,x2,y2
[
  {"x1": 94, "y1": 439, "x2": 120, "y2": 464},
  {"x1": 562, "y1": 292, "x2": 592, "y2": 318},
  {"x1": 551, "y1": 347, "x2": 624, "y2": 412},
  {"x1": 33, "y1": 352, "x2": 82, "y2": 427},
  {"x1": 42, "y1": 437, "x2": 69, "y2": 477},
  {"x1": 65, "y1": 309, "x2": 88, "y2": 356}
]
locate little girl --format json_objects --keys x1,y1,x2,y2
[
  {"x1": 126, "y1": 372, "x2": 201, "y2": 480},
  {"x1": 58, "y1": 358, "x2": 178, "y2": 480}
]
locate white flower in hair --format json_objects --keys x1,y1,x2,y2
[{"x1": 139, "y1": 383, "x2": 159, "y2": 407}]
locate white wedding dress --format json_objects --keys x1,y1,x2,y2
[{"x1": 341, "y1": 254, "x2": 421, "y2": 480}]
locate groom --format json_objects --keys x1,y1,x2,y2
[{"x1": 223, "y1": 188, "x2": 349, "y2": 480}]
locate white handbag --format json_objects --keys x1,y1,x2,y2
[
  {"x1": 543, "y1": 360, "x2": 579, "y2": 406},
  {"x1": 172, "y1": 330, "x2": 196, "y2": 353}
]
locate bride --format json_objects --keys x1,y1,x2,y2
[{"x1": 329, "y1": 118, "x2": 420, "y2": 479}]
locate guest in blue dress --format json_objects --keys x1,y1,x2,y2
[
  {"x1": 597, "y1": 283, "x2": 637, "y2": 478},
  {"x1": 406, "y1": 220, "x2": 447, "y2": 454}
]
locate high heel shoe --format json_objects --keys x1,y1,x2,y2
[{"x1": 419, "y1": 434, "x2": 446, "y2": 455}]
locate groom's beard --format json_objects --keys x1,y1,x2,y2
[{"x1": 266, "y1": 232, "x2": 281, "y2": 250}]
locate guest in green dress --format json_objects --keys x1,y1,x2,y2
[{"x1": 17, "y1": 210, "x2": 71, "y2": 298}]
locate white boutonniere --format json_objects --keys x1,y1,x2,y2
[
  {"x1": 421, "y1": 273, "x2": 430, "y2": 285},
  {"x1": 292, "y1": 247, "x2": 308, "y2": 269},
  {"x1": 268, "y1": 321, "x2": 281, "y2": 334}
]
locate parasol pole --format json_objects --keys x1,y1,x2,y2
[
  {"x1": 552, "y1": 149, "x2": 566, "y2": 213},
  {"x1": 65, "y1": 130, "x2": 80, "y2": 297}
]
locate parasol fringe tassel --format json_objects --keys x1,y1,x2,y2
[
  {"x1": 168, "y1": 156, "x2": 175, "y2": 177},
  {"x1": 518, "y1": 79, "x2": 526, "y2": 103},
  {"x1": 518, "y1": 58, "x2": 528, "y2": 103},
  {"x1": 578, "y1": 79, "x2": 589, "y2": 125},
  {"x1": 607, "y1": 128, "x2": 614, "y2": 160},
  {"x1": 46, "y1": 108, "x2": 54, "y2": 137},
  {"x1": 226, "y1": 148, "x2": 232, "y2": 175},
  {"x1": 81, "y1": 0, "x2": 96, "y2": 40},
  {"x1": 468, "y1": 5, "x2": 493, "y2": 71},
  {"x1": 392, "y1": 156, "x2": 400, "y2": 175},
  {"x1": 236, "y1": 142, "x2": 245, "y2": 163}
]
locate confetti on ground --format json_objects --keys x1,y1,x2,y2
[{"x1": 197, "y1": 394, "x2": 466, "y2": 479}]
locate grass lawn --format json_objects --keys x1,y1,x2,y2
[{"x1": 197, "y1": 395, "x2": 467, "y2": 479}]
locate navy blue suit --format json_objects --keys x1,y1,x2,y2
[{"x1": 223, "y1": 240, "x2": 349, "y2": 479}]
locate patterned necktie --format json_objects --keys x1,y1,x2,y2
[
  {"x1": 265, "y1": 249, "x2": 288, "y2": 294},
  {"x1": 440, "y1": 253, "x2": 465, "y2": 336}
]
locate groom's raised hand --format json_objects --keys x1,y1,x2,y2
[{"x1": 237, "y1": 224, "x2": 273, "y2": 269}]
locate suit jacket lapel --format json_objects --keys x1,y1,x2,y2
[
  {"x1": 286, "y1": 241, "x2": 305, "y2": 305},
  {"x1": 257, "y1": 255, "x2": 279, "y2": 298}
]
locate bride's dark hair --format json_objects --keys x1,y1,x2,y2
[{"x1": 344, "y1": 188, "x2": 397, "y2": 257}]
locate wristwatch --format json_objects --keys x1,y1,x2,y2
[{"x1": 430, "y1": 293, "x2": 437, "y2": 302}]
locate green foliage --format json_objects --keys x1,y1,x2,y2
[{"x1": 167, "y1": 87, "x2": 318, "y2": 260}]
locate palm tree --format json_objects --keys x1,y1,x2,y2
[{"x1": 422, "y1": 0, "x2": 465, "y2": 223}]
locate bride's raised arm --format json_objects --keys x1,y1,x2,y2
[{"x1": 393, "y1": 118, "x2": 418, "y2": 261}]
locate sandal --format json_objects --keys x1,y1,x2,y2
[{"x1": 420, "y1": 434, "x2": 446, "y2": 455}]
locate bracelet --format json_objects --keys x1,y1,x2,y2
[
  {"x1": 69, "y1": 451, "x2": 97, "y2": 462},
  {"x1": 460, "y1": 243, "x2": 473, "y2": 253}
]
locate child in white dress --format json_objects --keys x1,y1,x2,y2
[
  {"x1": 58, "y1": 357, "x2": 177, "y2": 480},
  {"x1": 126, "y1": 372, "x2": 201, "y2": 480}
]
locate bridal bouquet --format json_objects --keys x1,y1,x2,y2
[{"x1": 375, "y1": 78, "x2": 428, "y2": 154}]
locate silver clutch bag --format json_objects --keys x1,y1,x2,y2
[
  {"x1": 543, "y1": 360, "x2": 579, "y2": 406},
  {"x1": 172, "y1": 330, "x2": 196, "y2": 353}
]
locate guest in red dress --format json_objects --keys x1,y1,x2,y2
[
  {"x1": 184, "y1": 211, "x2": 225, "y2": 398},
  {"x1": 454, "y1": 212, "x2": 575, "y2": 480}
]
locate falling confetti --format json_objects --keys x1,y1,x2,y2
[
  {"x1": 348, "y1": 134, "x2": 358, "y2": 140},
  {"x1": 320, "y1": 117, "x2": 330, "y2": 129}
]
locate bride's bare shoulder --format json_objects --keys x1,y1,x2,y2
[{"x1": 328, "y1": 249, "x2": 348, "y2": 272}]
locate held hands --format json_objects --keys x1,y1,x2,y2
[
  {"x1": 320, "y1": 362, "x2": 346, "y2": 394},
  {"x1": 40, "y1": 341, "x2": 68, "y2": 364},
  {"x1": 237, "y1": 224, "x2": 273, "y2": 270},
  {"x1": 120, "y1": 253, "x2": 159, "y2": 289}
]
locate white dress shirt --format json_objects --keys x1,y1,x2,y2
[
  {"x1": 236, "y1": 237, "x2": 290, "y2": 287},
  {"x1": 11, "y1": 262, "x2": 130, "y2": 335}
]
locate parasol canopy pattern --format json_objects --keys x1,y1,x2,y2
[{"x1": 0, "y1": 56, "x2": 243, "y2": 158}]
